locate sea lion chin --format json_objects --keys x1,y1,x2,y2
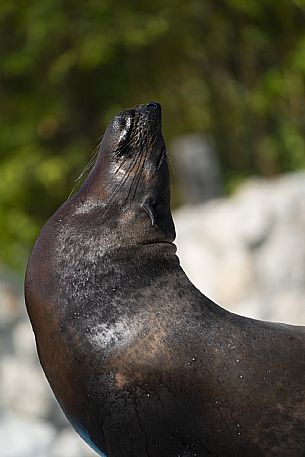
[{"x1": 25, "y1": 102, "x2": 305, "y2": 457}]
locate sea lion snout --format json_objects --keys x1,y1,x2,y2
[
  {"x1": 113, "y1": 101, "x2": 161, "y2": 125},
  {"x1": 146, "y1": 101, "x2": 161, "y2": 110},
  {"x1": 104, "y1": 102, "x2": 162, "y2": 155},
  {"x1": 136, "y1": 101, "x2": 161, "y2": 124}
]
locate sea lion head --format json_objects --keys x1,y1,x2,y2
[{"x1": 81, "y1": 102, "x2": 175, "y2": 241}]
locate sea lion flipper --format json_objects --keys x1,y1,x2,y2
[{"x1": 141, "y1": 199, "x2": 156, "y2": 226}]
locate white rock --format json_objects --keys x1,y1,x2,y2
[
  {"x1": 0, "y1": 280, "x2": 22, "y2": 327},
  {"x1": 174, "y1": 172, "x2": 305, "y2": 324},
  {"x1": 265, "y1": 289, "x2": 305, "y2": 325},
  {"x1": 0, "y1": 412, "x2": 56, "y2": 457},
  {"x1": 215, "y1": 249, "x2": 255, "y2": 305},
  {"x1": 256, "y1": 222, "x2": 305, "y2": 292},
  {"x1": 0, "y1": 356, "x2": 52, "y2": 419},
  {"x1": 50, "y1": 428, "x2": 97, "y2": 457},
  {"x1": 227, "y1": 296, "x2": 266, "y2": 321},
  {"x1": 13, "y1": 320, "x2": 37, "y2": 361},
  {"x1": 233, "y1": 185, "x2": 274, "y2": 248}
]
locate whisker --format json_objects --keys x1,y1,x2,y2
[
  {"x1": 98, "y1": 149, "x2": 142, "y2": 221},
  {"x1": 68, "y1": 142, "x2": 101, "y2": 199},
  {"x1": 167, "y1": 153, "x2": 175, "y2": 176},
  {"x1": 126, "y1": 150, "x2": 146, "y2": 202},
  {"x1": 125, "y1": 134, "x2": 155, "y2": 203},
  {"x1": 130, "y1": 133, "x2": 156, "y2": 201},
  {"x1": 131, "y1": 148, "x2": 149, "y2": 201}
]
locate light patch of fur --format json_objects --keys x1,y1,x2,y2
[{"x1": 109, "y1": 316, "x2": 172, "y2": 390}]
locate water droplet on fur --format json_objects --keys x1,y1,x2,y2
[
  {"x1": 236, "y1": 359, "x2": 240, "y2": 363},
  {"x1": 188, "y1": 357, "x2": 197, "y2": 366},
  {"x1": 239, "y1": 375, "x2": 243, "y2": 379}
]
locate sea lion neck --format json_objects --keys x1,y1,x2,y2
[{"x1": 74, "y1": 103, "x2": 176, "y2": 242}]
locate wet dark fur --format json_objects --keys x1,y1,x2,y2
[{"x1": 25, "y1": 103, "x2": 305, "y2": 456}]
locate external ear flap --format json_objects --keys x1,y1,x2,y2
[{"x1": 141, "y1": 199, "x2": 156, "y2": 227}]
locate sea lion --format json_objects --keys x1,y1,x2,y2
[{"x1": 25, "y1": 102, "x2": 305, "y2": 457}]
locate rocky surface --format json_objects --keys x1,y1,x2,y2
[
  {"x1": 1, "y1": 171, "x2": 305, "y2": 456},
  {"x1": 175, "y1": 171, "x2": 305, "y2": 324},
  {"x1": 0, "y1": 278, "x2": 97, "y2": 457},
  {"x1": 171, "y1": 134, "x2": 222, "y2": 204}
]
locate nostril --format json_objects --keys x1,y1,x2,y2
[{"x1": 146, "y1": 102, "x2": 161, "y2": 110}]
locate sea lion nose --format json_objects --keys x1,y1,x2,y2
[{"x1": 146, "y1": 102, "x2": 161, "y2": 111}]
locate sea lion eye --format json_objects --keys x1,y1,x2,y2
[
  {"x1": 117, "y1": 116, "x2": 129, "y2": 130},
  {"x1": 113, "y1": 115, "x2": 130, "y2": 134},
  {"x1": 113, "y1": 113, "x2": 132, "y2": 147}
]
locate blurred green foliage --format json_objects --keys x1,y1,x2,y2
[{"x1": 1, "y1": 0, "x2": 305, "y2": 270}]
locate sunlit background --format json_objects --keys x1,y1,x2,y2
[{"x1": 1, "y1": 1, "x2": 305, "y2": 455}]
